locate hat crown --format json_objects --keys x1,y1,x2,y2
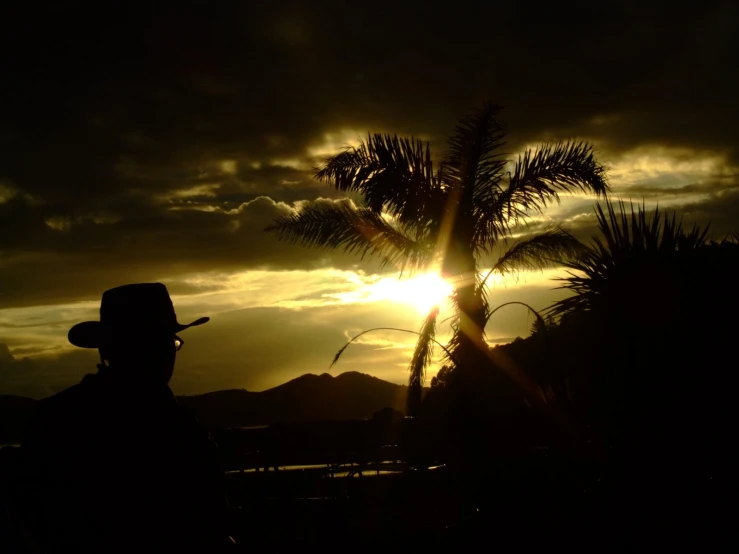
[{"x1": 100, "y1": 283, "x2": 177, "y2": 331}]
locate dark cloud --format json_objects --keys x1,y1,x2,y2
[
  {"x1": 1, "y1": 0, "x2": 737, "y2": 309},
  {"x1": 0, "y1": 195, "x2": 389, "y2": 307},
  {"x1": 619, "y1": 178, "x2": 739, "y2": 198},
  {"x1": 527, "y1": 187, "x2": 739, "y2": 249},
  {"x1": 3, "y1": 2, "x2": 737, "y2": 195},
  {"x1": 677, "y1": 188, "x2": 739, "y2": 237}
]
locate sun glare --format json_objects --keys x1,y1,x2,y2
[{"x1": 366, "y1": 273, "x2": 453, "y2": 315}]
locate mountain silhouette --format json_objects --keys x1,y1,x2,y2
[
  {"x1": 178, "y1": 371, "x2": 409, "y2": 428},
  {"x1": 0, "y1": 372, "x2": 411, "y2": 442}
]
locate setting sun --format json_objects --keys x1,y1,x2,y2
[{"x1": 364, "y1": 273, "x2": 453, "y2": 314}]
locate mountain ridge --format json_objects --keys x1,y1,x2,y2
[
  {"x1": 0, "y1": 371, "x2": 411, "y2": 442},
  {"x1": 179, "y1": 371, "x2": 409, "y2": 427}
]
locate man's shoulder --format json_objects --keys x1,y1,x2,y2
[
  {"x1": 39, "y1": 375, "x2": 97, "y2": 408},
  {"x1": 21, "y1": 378, "x2": 99, "y2": 449},
  {"x1": 33, "y1": 375, "x2": 104, "y2": 425}
]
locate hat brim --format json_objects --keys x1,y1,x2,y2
[{"x1": 68, "y1": 316, "x2": 210, "y2": 349}]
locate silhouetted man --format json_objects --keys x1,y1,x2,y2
[{"x1": 15, "y1": 284, "x2": 234, "y2": 552}]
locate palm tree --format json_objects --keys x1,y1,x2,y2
[{"x1": 266, "y1": 104, "x2": 608, "y2": 413}]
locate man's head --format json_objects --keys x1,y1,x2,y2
[
  {"x1": 68, "y1": 283, "x2": 209, "y2": 385},
  {"x1": 98, "y1": 329, "x2": 180, "y2": 384}
]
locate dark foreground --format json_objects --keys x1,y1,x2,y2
[
  {"x1": 3, "y1": 445, "x2": 731, "y2": 552},
  {"x1": 225, "y1": 458, "x2": 613, "y2": 552},
  {"x1": 228, "y1": 463, "x2": 734, "y2": 552}
]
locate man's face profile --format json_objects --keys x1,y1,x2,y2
[{"x1": 101, "y1": 330, "x2": 178, "y2": 385}]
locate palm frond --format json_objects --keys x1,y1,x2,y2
[
  {"x1": 486, "y1": 301, "x2": 546, "y2": 331},
  {"x1": 483, "y1": 227, "x2": 584, "y2": 284},
  {"x1": 265, "y1": 200, "x2": 429, "y2": 270},
  {"x1": 442, "y1": 313, "x2": 462, "y2": 368},
  {"x1": 407, "y1": 306, "x2": 439, "y2": 415},
  {"x1": 511, "y1": 141, "x2": 608, "y2": 201},
  {"x1": 440, "y1": 105, "x2": 508, "y2": 241},
  {"x1": 477, "y1": 141, "x2": 607, "y2": 239},
  {"x1": 443, "y1": 103, "x2": 507, "y2": 190},
  {"x1": 473, "y1": 141, "x2": 608, "y2": 252},
  {"x1": 330, "y1": 344, "x2": 350, "y2": 368},
  {"x1": 315, "y1": 134, "x2": 442, "y2": 228},
  {"x1": 329, "y1": 324, "x2": 456, "y2": 370}
]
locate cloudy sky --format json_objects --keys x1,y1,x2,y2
[{"x1": 1, "y1": 1, "x2": 737, "y2": 398}]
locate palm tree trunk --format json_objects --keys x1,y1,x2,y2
[
  {"x1": 443, "y1": 241, "x2": 488, "y2": 380},
  {"x1": 443, "y1": 242, "x2": 500, "y2": 473},
  {"x1": 454, "y1": 283, "x2": 488, "y2": 376}
]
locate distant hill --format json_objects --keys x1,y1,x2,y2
[
  {"x1": 0, "y1": 372, "x2": 410, "y2": 441},
  {"x1": 178, "y1": 371, "x2": 409, "y2": 428}
]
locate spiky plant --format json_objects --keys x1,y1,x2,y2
[{"x1": 549, "y1": 200, "x2": 712, "y2": 319}]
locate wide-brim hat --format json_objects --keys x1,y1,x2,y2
[{"x1": 68, "y1": 283, "x2": 209, "y2": 348}]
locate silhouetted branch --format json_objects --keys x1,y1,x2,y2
[
  {"x1": 486, "y1": 301, "x2": 546, "y2": 330},
  {"x1": 330, "y1": 324, "x2": 458, "y2": 369}
]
